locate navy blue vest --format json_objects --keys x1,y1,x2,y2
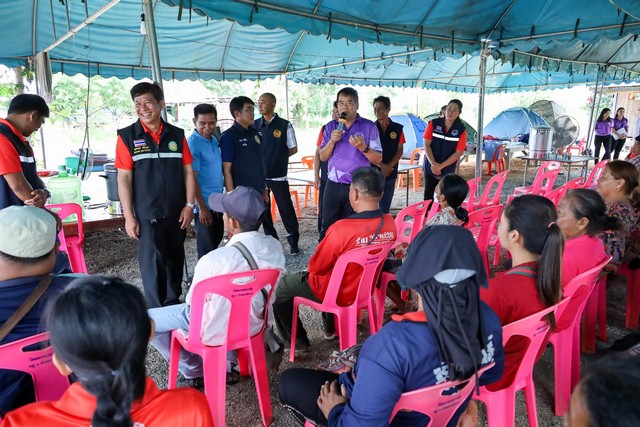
[
  {"x1": 254, "y1": 115, "x2": 291, "y2": 179},
  {"x1": 424, "y1": 117, "x2": 466, "y2": 177},
  {"x1": 376, "y1": 119, "x2": 404, "y2": 179},
  {"x1": 117, "y1": 120, "x2": 186, "y2": 220},
  {"x1": 221, "y1": 123, "x2": 266, "y2": 192},
  {"x1": 0, "y1": 123, "x2": 45, "y2": 209}
]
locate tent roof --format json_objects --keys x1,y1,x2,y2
[{"x1": 1, "y1": 1, "x2": 639, "y2": 91}]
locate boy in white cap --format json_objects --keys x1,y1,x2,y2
[
  {"x1": 0, "y1": 206, "x2": 80, "y2": 416},
  {"x1": 148, "y1": 186, "x2": 286, "y2": 389}
]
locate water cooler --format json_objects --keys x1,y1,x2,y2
[
  {"x1": 102, "y1": 163, "x2": 123, "y2": 215},
  {"x1": 48, "y1": 166, "x2": 84, "y2": 222}
]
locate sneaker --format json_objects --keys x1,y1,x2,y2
[
  {"x1": 290, "y1": 246, "x2": 301, "y2": 256},
  {"x1": 323, "y1": 333, "x2": 336, "y2": 341},
  {"x1": 284, "y1": 342, "x2": 310, "y2": 354},
  {"x1": 177, "y1": 376, "x2": 204, "y2": 392}
]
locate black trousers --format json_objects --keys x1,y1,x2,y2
[
  {"x1": 194, "y1": 210, "x2": 224, "y2": 259},
  {"x1": 138, "y1": 217, "x2": 186, "y2": 308},
  {"x1": 278, "y1": 368, "x2": 340, "y2": 426},
  {"x1": 265, "y1": 180, "x2": 300, "y2": 248},
  {"x1": 423, "y1": 172, "x2": 440, "y2": 201},
  {"x1": 320, "y1": 180, "x2": 354, "y2": 240},
  {"x1": 594, "y1": 135, "x2": 612, "y2": 161},
  {"x1": 612, "y1": 137, "x2": 626, "y2": 160},
  {"x1": 317, "y1": 177, "x2": 327, "y2": 235},
  {"x1": 261, "y1": 197, "x2": 278, "y2": 240}
]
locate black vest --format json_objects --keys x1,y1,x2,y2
[
  {"x1": 424, "y1": 117, "x2": 466, "y2": 177},
  {"x1": 117, "y1": 120, "x2": 186, "y2": 221},
  {"x1": 254, "y1": 115, "x2": 290, "y2": 178},
  {"x1": 0, "y1": 123, "x2": 45, "y2": 209},
  {"x1": 376, "y1": 119, "x2": 404, "y2": 179},
  {"x1": 221, "y1": 122, "x2": 266, "y2": 192}
]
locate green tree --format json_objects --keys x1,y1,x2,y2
[{"x1": 49, "y1": 76, "x2": 86, "y2": 125}]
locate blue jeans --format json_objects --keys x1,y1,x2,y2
[{"x1": 379, "y1": 176, "x2": 397, "y2": 214}]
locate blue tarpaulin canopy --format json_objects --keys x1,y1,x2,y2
[{"x1": 1, "y1": 1, "x2": 640, "y2": 91}]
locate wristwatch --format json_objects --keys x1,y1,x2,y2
[
  {"x1": 363, "y1": 146, "x2": 370, "y2": 153},
  {"x1": 185, "y1": 202, "x2": 195, "y2": 209}
]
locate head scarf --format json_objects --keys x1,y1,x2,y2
[{"x1": 396, "y1": 225, "x2": 488, "y2": 381}]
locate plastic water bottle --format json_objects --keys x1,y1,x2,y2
[{"x1": 48, "y1": 165, "x2": 84, "y2": 222}]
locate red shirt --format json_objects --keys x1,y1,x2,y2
[
  {"x1": 422, "y1": 121, "x2": 467, "y2": 151},
  {"x1": 308, "y1": 211, "x2": 397, "y2": 306},
  {"x1": 0, "y1": 118, "x2": 28, "y2": 176},
  {"x1": 115, "y1": 121, "x2": 193, "y2": 171},
  {"x1": 0, "y1": 377, "x2": 213, "y2": 427},
  {"x1": 480, "y1": 262, "x2": 544, "y2": 391}
]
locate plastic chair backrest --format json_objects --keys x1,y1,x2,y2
[
  {"x1": 301, "y1": 156, "x2": 314, "y2": 170},
  {"x1": 583, "y1": 160, "x2": 609, "y2": 189},
  {"x1": 556, "y1": 256, "x2": 612, "y2": 331},
  {"x1": 478, "y1": 171, "x2": 510, "y2": 208},
  {"x1": 465, "y1": 205, "x2": 504, "y2": 272},
  {"x1": 0, "y1": 332, "x2": 70, "y2": 402},
  {"x1": 502, "y1": 299, "x2": 568, "y2": 387},
  {"x1": 465, "y1": 177, "x2": 482, "y2": 210},
  {"x1": 395, "y1": 201, "x2": 430, "y2": 244},
  {"x1": 322, "y1": 243, "x2": 393, "y2": 309},
  {"x1": 390, "y1": 362, "x2": 495, "y2": 425},
  {"x1": 539, "y1": 160, "x2": 562, "y2": 173},
  {"x1": 187, "y1": 269, "x2": 281, "y2": 349},
  {"x1": 492, "y1": 143, "x2": 507, "y2": 162},
  {"x1": 423, "y1": 201, "x2": 440, "y2": 228},
  {"x1": 410, "y1": 148, "x2": 424, "y2": 165},
  {"x1": 545, "y1": 178, "x2": 584, "y2": 206},
  {"x1": 46, "y1": 203, "x2": 85, "y2": 250},
  {"x1": 529, "y1": 168, "x2": 561, "y2": 196}
]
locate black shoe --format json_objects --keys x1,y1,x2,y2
[
  {"x1": 177, "y1": 376, "x2": 204, "y2": 392},
  {"x1": 290, "y1": 246, "x2": 301, "y2": 256}
]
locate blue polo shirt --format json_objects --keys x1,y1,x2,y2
[
  {"x1": 187, "y1": 129, "x2": 224, "y2": 211},
  {"x1": 320, "y1": 114, "x2": 381, "y2": 184}
]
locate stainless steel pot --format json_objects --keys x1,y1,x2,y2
[{"x1": 528, "y1": 127, "x2": 554, "y2": 159}]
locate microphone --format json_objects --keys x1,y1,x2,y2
[{"x1": 337, "y1": 112, "x2": 347, "y2": 132}]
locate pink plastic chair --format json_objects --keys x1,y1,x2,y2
[
  {"x1": 290, "y1": 243, "x2": 393, "y2": 360},
  {"x1": 394, "y1": 200, "x2": 430, "y2": 245},
  {"x1": 513, "y1": 161, "x2": 561, "y2": 195},
  {"x1": 474, "y1": 171, "x2": 510, "y2": 210},
  {"x1": 475, "y1": 299, "x2": 568, "y2": 427},
  {"x1": 0, "y1": 332, "x2": 70, "y2": 403},
  {"x1": 544, "y1": 177, "x2": 585, "y2": 206},
  {"x1": 46, "y1": 203, "x2": 87, "y2": 273},
  {"x1": 548, "y1": 257, "x2": 611, "y2": 416},
  {"x1": 463, "y1": 177, "x2": 482, "y2": 213},
  {"x1": 619, "y1": 263, "x2": 640, "y2": 329},
  {"x1": 465, "y1": 205, "x2": 504, "y2": 275},
  {"x1": 582, "y1": 160, "x2": 609, "y2": 189},
  {"x1": 168, "y1": 268, "x2": 281, "y2": 427}
]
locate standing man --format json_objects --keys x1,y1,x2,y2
[
  {"x1": 318, "y1": 87, "x2": 382, "y2": 239},
  {"x1": 0, "y1": 94, "x2": 51, "y2": 210},
  {"x1": 314, "y1": 101, "x2": 339, "y2": 235},
  {"x1": 422, "y1": 99, "x2": 467, "y2": 202},
  {"x1": 188, "y1": 104, "x2": 224, "y2": 259},
  {"x1": 254, "y1": 93, "x2": 300, "y2": 255},
  {"x1": 115, "y1": 82, "x2": 196, "y2": 308},
  {"x1": 220, "y1": 96, "x2": 273, "y2": 238},
  {"x1": 373, "y1": 96, "x2": 405, "y2": 213}
]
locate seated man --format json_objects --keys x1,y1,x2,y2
[
  {"x1": 278, "y1": 226, "x2": 505, "y2": 426},
  {"x1": 148, "y1": 186, "x2": 286, "y2": 388},
  {"x1": 273, "y1": 167, "x2": 396, "y2": 350},
  {"x1": 0, "y1": 206, "x2": 79, "y2": 416}
]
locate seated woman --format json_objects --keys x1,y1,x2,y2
[
  {"x1": 0, "y1": 276, "x2": 214, "y2": 427},
  {"x1": 596, "y1": 160, "x2": 640, "y2": 272},
  {"x1": 558, "y1": 188, "x2": 621, "y2": 286},
  {"x1": 480, "y1": 195, "x2": 563, "y2": 391},
  {"x1": 278, "y1": 226, "x2": 505, "y2": 427}
]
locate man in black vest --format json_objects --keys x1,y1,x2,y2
[
  {"x1": 0, "y1": 94, "x2": 50, "y2": 210},
  {"x1": 373, "y1": 96, "x2": 405, "y2": 213},
  {"x1": 115, "y1": 82, "x2": 196, "y2": 308},
  {"x1": 255, "y1": 93, "x2": 300, "y2": 255},
  {"x1": 220, "y1": 96, "x2": 273, "y2": 238}
]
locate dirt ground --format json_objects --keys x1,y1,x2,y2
[{"x1": 83, "y1": 157, "x2": 633, "y2": 426}]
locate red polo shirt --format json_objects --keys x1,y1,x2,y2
[{"x1": 0, "y1": 118, "x2": 28, "y2": 176}]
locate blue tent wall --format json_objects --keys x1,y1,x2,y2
[
  {"x1": 389, "y1": 113, "x2": 427, "y2": 159},
  {"x1": 483, "y1": 107, "x2": 549, "y2": 140}
]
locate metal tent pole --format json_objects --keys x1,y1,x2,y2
[
  {"x1": 143, "y1": 0, "x2": 166, "y2": 121},
  {"x1": 285, "y1": 75, "x2": 290, "y2": 121},
  {"x1": 585, "y1": 66, "x2": 602, "y2": 155},
  {"x1": 475, "y1": 41, "x2": 490, "y2": 180}
]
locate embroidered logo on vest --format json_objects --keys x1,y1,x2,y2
[
  {"x1": 273, "y1": 129, "x2": 282, "y2": 138},
  {"x1": 168, "y1": 141, "x2": 178, "y2": 152},
  {"x1": 452, "y1": 130, "x2": 459, "y2": 136},
  {"x1": 254, "y1": 135, "x2": 261, "y2": 144},
  {"x1": 133, "y1": 139, "x2": 146, "y2": 147},
  {"x1": 390, "y1": 132, "x2": 397, "y2": 139},
  {"x1": 435, "y1": 126, "x2": 442, "y2": 131}
]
